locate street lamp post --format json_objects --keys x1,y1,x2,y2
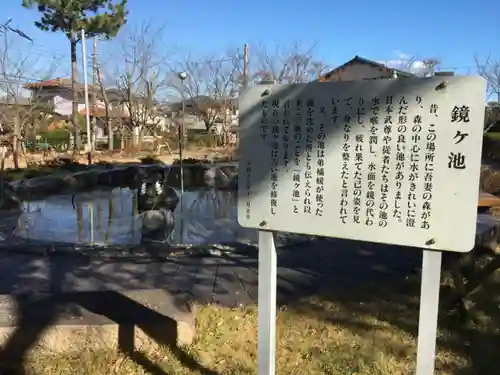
[{"x1": 177, "y1": 72, "x2": 187, "y2": 243}]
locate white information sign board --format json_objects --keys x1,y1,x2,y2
[{"x1": 237, "y1": 77, "x2": 486, "y2": 253}]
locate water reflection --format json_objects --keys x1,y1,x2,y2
[
  {"x1": 16, "y1": 189, "x2": 142, "y2": 245},
  {"x1": 15, "y1": 188, "x2": 256, "y2": 246}
]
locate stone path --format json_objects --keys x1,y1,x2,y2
[
  {"x1": 0, "y1": 237, "x2": 420, "y2": 313},
  {"x1": 0, "y1": 235, "x2": 421, "y2": 366}
]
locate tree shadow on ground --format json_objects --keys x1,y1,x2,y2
[
  {"x1": 280, "y1": 239, "x2": 500, "y2": 375},
  {"x1": 0, "y1": 252, "x2": 222, "y2": 375},
  {"x1": 0, "y1": 236, "x2": 498, "y2": 374}
]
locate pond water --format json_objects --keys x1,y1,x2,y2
[{"x1": 14, "y1": 188, "x2": 257, "y2": 246}]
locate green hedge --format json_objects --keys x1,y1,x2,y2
[
  {"x1": 38, "y1": 129, "x2": 71, "y2": 149},
  {"x1": 164, "y1": 133, "x2": 221, "y2": 148}
]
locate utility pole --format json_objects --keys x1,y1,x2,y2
[
  {"x1": 92, "y1": 37, "x2": 97, "y2": 85},
  {"x1": 91, "y1": 36, "x2": 97, "y2": 153},
  {"x1": 243, "y1": 43, "x2": 249, "y2": 88},
  {"x1": 81, "y1": 29, "x2": 92, "y2": 164}
]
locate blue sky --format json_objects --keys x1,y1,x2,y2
[{"x1": 2, "y1": 0, "x2": 499, "y2": 78}]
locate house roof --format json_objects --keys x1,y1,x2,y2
[
  {"x1": 321, "y1": 55, "x2": 414, "y2": 81},
  {"x1": 24, "y1": 78, "x2": 72, "y2": 89},
  {"x1": 23, "y1": 77, "x2": 99, "y2": 92},
  {"x1": 104, "y1": 88, "x2": 152, "y2": 103},
  {"x1": 168, "y1": 95, "x2": 239, "y2": 113}
]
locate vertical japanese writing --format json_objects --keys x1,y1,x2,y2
[
  {"x1": 340, "y1": 109, "x2": 352, "y2": 224},
  {"x1": 282, "y1": 100, "x2": 291, "y2": 169},
  {"x1": 303, "y1": 98, "x2": 315, "y2": 214},
  {"x1": 393, "y1": 123, "x2": 407, "y2": 223},
  {"x1": 353, "y1": 132, "x2": 363, "y2": 224},
  {"x1": 261, "y1": 99, "x2": 268, "y2": 140},
  {"x1": 365, "y1": 96, "x2": 380, "y2": 227},
  {"x1": 357, "y1": 97, "x2": 365, "y2": 125},
  {"x1": 331, "y1": 98, "x2": 339, "y2": 125},
  {"x1": 379, "y1": 121, "x2": 392, "y2": 228},
  {"x1": 407, "y1": 112, "x2": 423, "y2": 228},
  {"x1": 245, "y1": 161, "x2": 252, "y2": 219},
  {"x1": 448, "y1": 105, "x2": 470, "y2": 170},
  {"x1": 270, "y1": 99, "x2": 280, "y2": 215},
  {"x1": 292, "y1": 99, "x2": 302, "y2": 213},
  {"x1": 316, "y1": 122, "x2": 326, "y2": 217},
  {"x1": 422, "y1": 123, "x2": 436, "y2": 230},
  {"x1": 378, "y1": 96, "x2": 395, "y2": 228}
]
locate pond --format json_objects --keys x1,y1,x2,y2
[{"x1": 14, "y1": 188, "x2": 257, "y2": 246}]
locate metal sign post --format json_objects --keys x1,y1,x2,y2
[
  {"x1": 416, "y1": 250, "x2": 443, "y2": 375},
  {"x1": 257, "y1": 230, "x2": 277, "y2": 375},
  {"x1": 237, "y1": 77, "x2": 486, "y2": 375}
]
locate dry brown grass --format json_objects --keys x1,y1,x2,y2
[{"x1": 3, "y1": 267, "x2": 498, "y2": 375}]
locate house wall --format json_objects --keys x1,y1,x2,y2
[
  {"x1": 113, "y1": 102, "x2": 169, "y2": 130},
  {"x1": 32, "y1": 88, "x2": 104, "y2": 116},
  {"x1": 206, "y1": 107, "x2": 239, "y2": 125},
  {"x1": 325, "y1": 62, "x2": 395, "y2": 82},
  {"x1": 33, "y1": 87, "x2": 168, "y2": 134}
]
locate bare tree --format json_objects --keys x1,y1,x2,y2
[
  {"x1": 95, "y1": 62, "x2": 114, "y2": 151},
  {"x1": 112, "y1": 22, "x2": 170, "y2": 150},
  {"x1": 172, "y1": 52, "x2": 240, "y2": 133},
  {"x1": 0, "y1": 30, "x2": 57, "y2": 167},
  {"x1": 484, "y1": 101, "x2": 500, "y2": 133},
  {"x1": 475, "y1": 55, "x2": 500, "y2": 102},
  {"x1": 171, "y1": 42, "x2": 327, "y2": 134},
  {"x1": 384, "y1": 54, "x2": 440, "y2": 77},
  {"x1": 421, "y1": 59, "x2": 441, "y2": 77},
  {"x1": 243, "y1": 42, "x2": 329, "y2": 84}
]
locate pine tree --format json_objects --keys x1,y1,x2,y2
[{"x1": 22, "y1": 0, "x2": 128, "y2": 150}]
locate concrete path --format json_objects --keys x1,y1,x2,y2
[{"x1": 0, "y1": 237, "x2": 420, "y2": 311}]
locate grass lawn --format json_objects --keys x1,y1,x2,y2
[{"x1": 3, "y1": 266, "x2": 499, "y2": 375}]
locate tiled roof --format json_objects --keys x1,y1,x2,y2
[
  {"x1": 23, "y1": 77, "x2": 99, "y2": 92},
  {"x1": 24, "y1": 77, "x2": 72, "y2": 89},
  {"x1": 321, "y1": 55, "x2": 414, "y2": 81}
]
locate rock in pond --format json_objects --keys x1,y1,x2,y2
[
  {"x1": 227, "y1": 174, "x2": 238, "y2": 190},
  {"x1": 138, "y1": 183, "x2": 179, "y2": 212},
  {"x1": 0, "y1": 183, "x2": 22, "y2": 210},
  {"x1": 141, "y1": 208, "x2": 175, "y2": 242},
  {"x1": 204, "y1": 167, "x2": 229, "y2": 188},
  {"x1": 15, "y1": 175, "x2": 70, "y2": 198}
]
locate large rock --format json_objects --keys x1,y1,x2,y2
[
  {"x1": 138, "y1": 184, "x2": 179, "y2": 212},
  {"x1": 204, "y1": 167, "x2": 229, "y2": 188},
  {"x1": 97, "y1": 168, "x2": 128, "y2": 187},
  {"x1": 15, "y1": 175, "x2": 69, "y2": 198},
  {"x1": 227, "y1": 174, "x2": 238, "y2": 190},
  {"x1": 164, "y1": 165, "x2": 194, "y2": 189},
  {"x1": 0, "y1": 183, "x2": 22, "y2": 210},
  {"x1": 123, "y1": 165, "x2": 141, "y2": 187},
  {"x1": 141, "y1": 209, "x2": 175, "y2": 242},
  {"x1": 63, "y1": 170, "x2": 101, "y2": 192}
]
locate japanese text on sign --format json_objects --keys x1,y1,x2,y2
[{"x1": 238, "y1": 77, "x2": 486, "y2": 253}]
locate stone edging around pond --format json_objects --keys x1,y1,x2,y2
[
  {"x1": 7, "y1": 162, "x2": 239, "y2": 202},
  {"x1": 0, "y1": 231, "x2": 321, "y2": 259}
]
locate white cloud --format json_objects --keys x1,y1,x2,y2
[{"x1": 378, "y1": 51, "x2": 430, "y2": 75}]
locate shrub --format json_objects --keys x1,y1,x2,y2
[
  {"x1": 483, "y1": 133, "x2": 500, "y2": 161},
  {"x1": 38, "y1": 129, "x2": 70, "y2": 148}
]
